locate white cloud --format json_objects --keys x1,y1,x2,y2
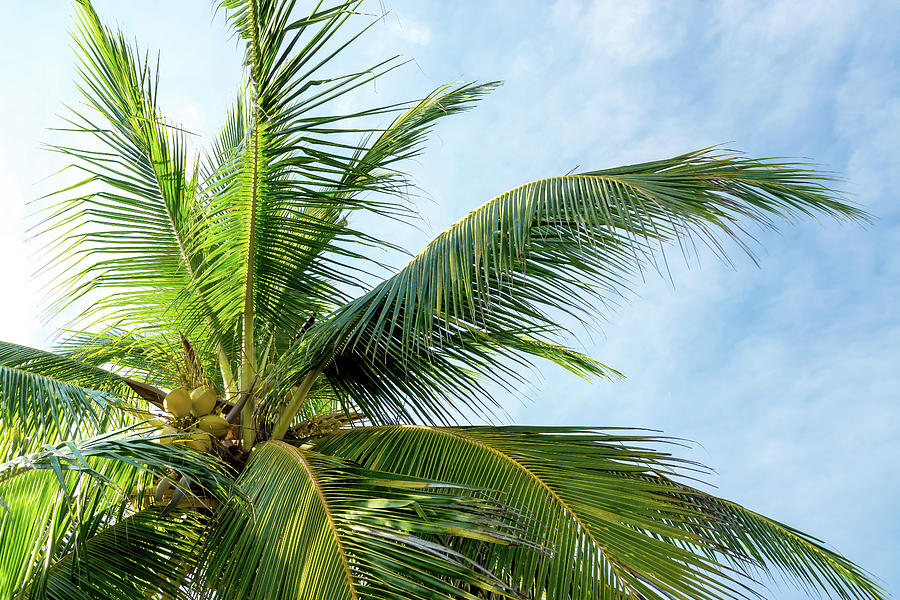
[
  {"x1": 386, "y1": 14, "x2": 432, "y2": 46},
  {"x1": 835, "y1": 64, "x2": 900, "y2": 210},
  {"x1": 550, "y1": 0, "x2": 688, "y2": 67}
]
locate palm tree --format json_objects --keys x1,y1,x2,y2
[{"x1": 0, "y1": 1, "x2": 887, "y2": 599}]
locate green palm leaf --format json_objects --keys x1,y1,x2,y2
[
  {"x1": 200, "y1": 440, "x2": 527, "y2": 600},
  {"x1": 314, "y1": 425, "x2": 885, "y2": 600},
  {"x1": 53, "y1": 329, "x2": 179, "y2": 390},
  {"x1": 288, "y1": 149, "x2": 862, "y2": 426},
  {"x1": 205, "y1": 0, "x2": 507, "y2": 443},
  {"x1": 0, "y1": 470, "x2": 64, "y2": 599},
  {"x1": 248, "y1": 81, "x2": 503, "y2": 343},
  {"x1": 1, "y1": 427, "x2": 237, "y2": 598},
  {"x1": 0, "y1": 427, "x2": 234, "y2": 507},
  {"x1": 211, "y1": 0, "x2": 419, "y2": 441},
  {"x1": 41, "y1": 0, "x2": 238, "y2": 384},
  {"x1": 693, "y1": 497, "x2": 884, "y2": 600},
  {"x1": 0, "y1": 341, "x2": 129, "y2": 394},
  {"x1": 0, "y1": 341, "x2": 129, "y2": 454},
  {"x1": 27, "y1": 507, "x2": 205, "y2": 600}
]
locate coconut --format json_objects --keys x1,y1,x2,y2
[
  {"x1": 147, "y1": 418, "x2": 168, "y2": 430},
  {"x1": 182, "y1": 431, "x2": 211, "y2": 453},
  {"x1": 164, "y1": 387, "x2": 191, "y2": 418},
  {"x1": 197, "y1": 414, "x2": 231, "y2": 438},
  {"x1": 190, "y1": 386, "x2": 217, "y2": 417},
  {"x1": 156, "y1": 426, "x2": 178, "y2": 445}
]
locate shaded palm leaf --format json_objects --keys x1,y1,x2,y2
[
  {"x1": 55, "y1": 329, "x2": 171, "y2": 374},
  {"x1": 0, "y1": 427, "x2": 234, "y2": 507},
  {"x1": 0, "y1": 469, "x2": 65, "y2": 599},
  {"x1": 0, "y1": 341, "x2": 129, "y2": 394},
  {"x1": 0, "y1": 439, "x2": 149, "y2": 598},
  {"x1": 19, "y1": 507, "x2": 205, "y2": 600},
  {"x1": 689, "y1": 496, "x2": 885, "y2": 600},
  {"x1": 1, "y1": 427, "x2": 238, "y2": 598}
]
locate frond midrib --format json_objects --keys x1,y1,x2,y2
[
  {"x1": 417, "y1": 425, "x2": 644, "y2": 595},
  {"x1": 239, "y1": 0, "x2": 264, "y2": 444},
  {"x1": 272, "y1": 441, "x2": 359, "y2": 600}
]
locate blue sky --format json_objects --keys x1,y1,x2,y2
[{"x1": 1, "y1": 1, "x2": 898, "y2": 598}]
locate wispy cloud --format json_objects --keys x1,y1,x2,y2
[{"x1": 385, "y1": 13, "x2": 432, "y2": 46}]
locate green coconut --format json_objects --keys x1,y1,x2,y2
[
  {"x1": 190, "y1": 386, "x2": 217, "y2": 417},
  {"x1": 164, "y1": 387, "x2": 191, "y2": 418},
  {"x1": 156, "y1": 426, "x2": 178, "y2": 445},
  {"x1": 180, "y1": 431, "x2": 211, "y2": 453},
  {"x1": 197, "y1": 414, "x2": 231, "y2": 438}
]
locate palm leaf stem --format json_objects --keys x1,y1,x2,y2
[
  {"x1": 272, "y1": 368, "x2": 323, "y2": 440},
  {"x1": 424, "y1": 426, "x2": 647, "y2": 597},
  {"x1": 218, "y1": 343, "x2": 238, "y2": 397},
  {"x1": 240, "y1": 0, "x2": 263, "y2": 449},
  {"x1": 285, "y1": 441, "x2": 359, "y2": 600}
]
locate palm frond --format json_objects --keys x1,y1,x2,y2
[
  {"x1": 292, "y1": 149, "x2": 864, "y2": 425},
  {"x1": 243, "y1": 81, "x2": 502, "y2": 342},
  {"x1": 0, "y1": 427, "x2": 234, "y2": 506},
  {"x1": 54, "y1": 329, "x2": 189, "y2": 392},
  {"x1": 39, "y1": 0, "x2": 235, "y2": 369},
  {"x1": 0, "y1": 427, "x2": 237, "y2": 598},
  {"x1": 26, "y1": 507, "x2": 205, "y2": 600},
  {"x1": 0, "y1": 437, "x2": 149, "y2": 598},
  {"x1": 210, "y1": 0, "x2": 409, "y2": 439},
  {"x1": 0, "y1": 341, "x2": 129, "y2": 455},
  {"x1": 692, "y1": 497, "x2": 886, "y2": 600},
  {"x1": 314, "y1": 425, "x2": 886, "y2": 600},
  {"x1": 335, "y1": 80, "x2": 500, "y2": 209},
  {"x1": 0, "y1": 469, "x2": 65, "y2": 598},
  {"x1": 0, "y1": 340, "x2": 130, "y2": 394},
  {"x1": 204, "y1": 1, "x2": 505, "y2": 444},
  {"x1": 200, "y1": 440, "x2": 528, "y2": 600}
]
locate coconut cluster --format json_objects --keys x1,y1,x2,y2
[{"x1": 158, "y1": 386, "x2": 231, "y2": 452}]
